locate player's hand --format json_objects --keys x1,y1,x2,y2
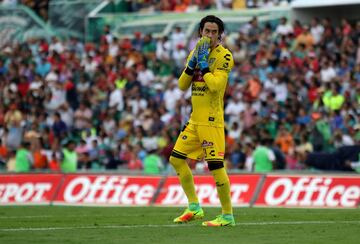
[
  {"x1": 187, "y1": 51, "x2": 197, "y2": 70},
  {"x1": 197, "y1": 37, "x2": 210, "y2": 71}
]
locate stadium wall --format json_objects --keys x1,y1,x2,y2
[{"x1": 0, "y1": 173, "x2": 359, "y2": 208}]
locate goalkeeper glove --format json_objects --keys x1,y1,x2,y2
[
  {"x1": 197, "y1": 37, "x2": 210, "y2": 71},
  {"x1": 187, "y1": 51, "x2": 197, "y2": 70}
]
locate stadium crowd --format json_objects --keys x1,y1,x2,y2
[
  {"x1": 0, "y1": 14, "x2": 359, "y2": 173},
  {"x1": 1, "y1": 0, "x2": 293, "y2": 15},
  {"x1": 116, "y1": 0, "x2": 292, "y2": 12}
]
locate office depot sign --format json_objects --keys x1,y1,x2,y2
[
  {"x1": 155, "y1": 175, "x2": 261, "y2": 206},
  {"x1": 0, "y1": 174, "x2": 61, "y2": 204},
  {"x1": 0, "y1": 173, "x2": 359, "y2": 208},
  {"x1": 255, "y1": 175, "x2": 360, "y2": 208},
  {"x1": 54, "y1": 175, "x2": 161, "y2": 205}
]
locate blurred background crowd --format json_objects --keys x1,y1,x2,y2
[
  {"x1": 2, "y1": 0, "x2": 294, "y2": 18},
  {"x1": 0, "y1": 0, "x2": 359, "y2": 174}
]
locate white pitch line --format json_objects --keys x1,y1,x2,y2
[
  {"x1": 0, "y1": 215, "x2": 52, "y2": 219},
  {"x1": 0, "y1": 221, "x2": 359, "y2": 232},
  {"x1": 0, "y1": 213, "x2": 172, "y2": 219}
]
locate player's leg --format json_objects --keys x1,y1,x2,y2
[
  {"x1": 169, "y1": 123, "x2": 204, "y2": 223},
  {"x1": 202, "y1": 161, "x2": 235, "y2": 226},
  {"x1": 198, "y1": 126, "x2": 235, "y2": 226}
]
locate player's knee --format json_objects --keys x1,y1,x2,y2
[
  {"x1": 207, "y1": 161, "x2": 224, "y2": 171},
  {"x1": 169, "y1": 152, "x2": 186, "y2": 166}
]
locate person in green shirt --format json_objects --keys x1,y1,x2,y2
[
  {"x1": 143, "y1": 150, "x2": 163, "y2": 174},
  {"x1": 251, "y1": 138, "x2": 275, "y2": 172},
  {"x1": 15, "y1": 142, "x2": 33, "y2": 172},
  {"x1": 61, "y1": 140, "x2": 78, "y2": 173},
  {"x1": 322, "y1": 83, "x2": 345, "y2": 111}
]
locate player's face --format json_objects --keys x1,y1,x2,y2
[{"x1": 200, "y1": 22, "x2": 220, "y2": 49}]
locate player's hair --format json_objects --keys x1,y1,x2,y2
[{"x1": 198, "y1": 15, "x2": 225, "y2": 40}]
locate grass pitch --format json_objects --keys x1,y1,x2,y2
[{"x1": 0, "y1": 206, "x2": 359, "y2": 244}]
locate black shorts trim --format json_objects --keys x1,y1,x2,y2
[
  {"x1": 171, "y1": 150, "x2": 187, "y2": 159},
  {"x1": 207, "y1": 159, "x2": 224, "y2": 162},
  {"x1": 207, "y1": 161, "x2": 224, "y2": 171}
]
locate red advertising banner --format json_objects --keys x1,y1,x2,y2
[
  {"x1": 155, "y1": 174, "x2": 262, "y2": 206},
  {"x1": 1, "y1": 173, "x2": 359, "y2": 208},
  {"x1": 53, "y1": 174, "x2": 162, "y2": 206},
  {"x1": 0, "y1": 174, "x2": 62, "y2": 204},
  {"x1": 255, "y1": 175, "x2": 360, "y2": 208}
]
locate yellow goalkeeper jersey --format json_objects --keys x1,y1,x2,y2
[{"x1": 178, "y1": 44, "x2": 234, "y2": 127}]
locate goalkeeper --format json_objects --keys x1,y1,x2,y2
[{"x1": 169, "y1": 15, "x2": 235, "y2": 227}]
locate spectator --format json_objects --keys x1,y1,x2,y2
[
  {"x1": 275, "y1": 126, "x2": 295, "y2": 156},
  {"x1": 310, "y1": 17, "x2": 324, "y2": 44},
  {"x1": 250, "y1": 138, "x2": 275, "y2": 172},
  {"x1": 225, "y1": 94, "x2": 245, "y2": 126},
  {"x1": 76, "y1": 139, "x2": 90, "y2": 169},
  {"x1": 275, "y1": 17, "x2": 293, "y2": 37},
  {"x1": 52, "y1": 112, "x2": 68, "y2": 140},
  {"x1": 143, "y1": 149, "x2": 163, "y2": 174},
  {"x1": 0, "y1": 138, "x2": 8, "y2": 169},
  {"x1": 88, "y1": 139, "x2": 100, "y2": 169},
  {"x1": 4, "y1": 103, "x2": 23, "y2": 150},
  {"x1": 74, "y1": 102, "x2": 92, "y2": 131},
  {"x1": 170, "y1": 26, "x2": 186, "y2": 51},
  {"x1": 35, "y1": 56, "x2": 51, "y2": 77},
  {"x1": 58, "y1": 102, "x2": 74, "y2": 129},
  {"x1": 295, "y1": 25, "x2": 314, "y2": 50},
  {"x1": 60, "y1": 139, "x2": 77, "y2": 172},
  {"x1": 320, "y1": 60, "x2": 337, "y2": 83},
  {"x1": 48, "y1": 151, "x2": 60, "y2": 171},
  {"x1": 15, "y1": 141, "x2": 33, "y2": 172},
  {"x1": 0, "y1": 15, "x2": 359, "y2": 174},
  {"x1": 6, "y1": 150, "x2": 16, "y2": 172},
  {"x1": 163, "y1": 82, "x2": 182, "y2": 113}
]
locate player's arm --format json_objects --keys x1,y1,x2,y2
[
  {"x1": 199, "y1": 48, "x2": 234, "y2": 92},
  {"x1": 178, "y1": 49, "x2": 197, "y2": 91},
  {"x1": 203, "y1": 69, "x2": 229, "y2": 92},
  {"x1": 178, "y1": 70, "x2": 192, "y2": 91}
]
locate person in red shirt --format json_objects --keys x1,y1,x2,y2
[
  {"x1": 17, "y1": 76, "x2": 30, "y2": 97},
  {"x1": 307, "y1": 52, "x2": 320, "y2": 72},
  {"x1": 48, "y1": 152, "x2": 60, "y2": 171},
  {"x1": 293, "y1": 19, "x2": 304, "y2": 37},
  {"x1": 0, "y1": 138, "x2": 8, "y2": 168},
  {"x1": 341, "y1": 18, "x2": 352, "y2": 36}
]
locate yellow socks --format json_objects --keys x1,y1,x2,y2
[
  {"x1": 169, "y1": 156, "x2": 232, "y2": 215},
  {"x1": 169, "y1": 156, "x2": 199, "y2": 204},
  {"x1": 210, "y1": 167, "x2": 233, "y2": 215}
]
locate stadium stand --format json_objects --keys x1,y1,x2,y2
[{"x1": 0, "y1": 0, "x2": 359, "y2": 174}]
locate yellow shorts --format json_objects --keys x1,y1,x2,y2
[{"x1": 172, "y1": 122, "x2": 225, "y2": 162}]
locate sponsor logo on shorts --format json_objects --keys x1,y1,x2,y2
[
  {"x1": 202, "y1": 140, "x2": 213, "y2": 147},
  {"x1": 218, "y1": 152, "x2": 225, "y2": 156}
]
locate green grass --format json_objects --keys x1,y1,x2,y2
[{"x1": 0, "y1": 206, "x2": 359, "y2": 244}]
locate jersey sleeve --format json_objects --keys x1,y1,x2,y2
[
  {"x1": 203, "y1": 49, "x2": 234, "y2": 92},
  {"x1": 215, "y1": 50, "x2": 234, "y2": 74},
  {"x1": 178, "y1": 50, "x2": 196, "y2": 91}
]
